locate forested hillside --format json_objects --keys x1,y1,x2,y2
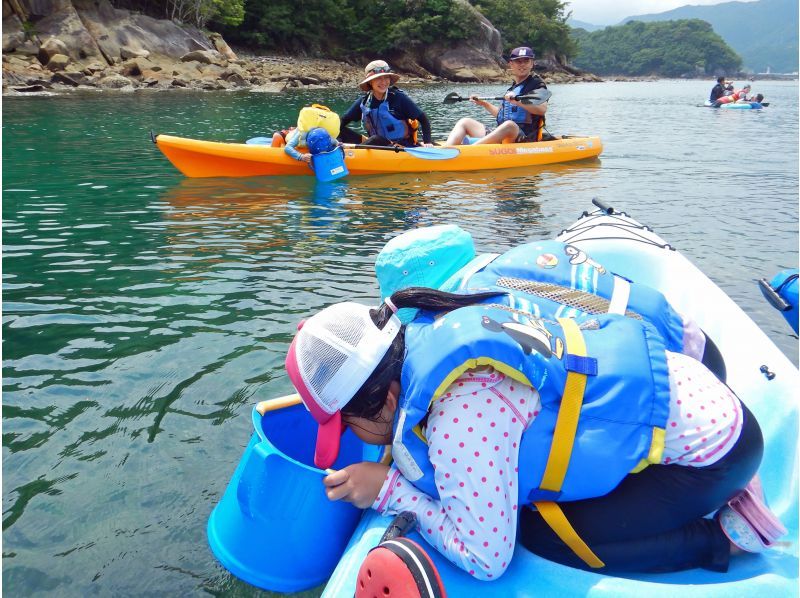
[
  {"x1": 621, "y1": 0, "x2": 798, "y2": 73},
  {"x1": 111, "y1": 0, "x2": 577, "y2": 60},
  {"x1": 571, "y1": 20, "x2": 742, "y2": 77}
]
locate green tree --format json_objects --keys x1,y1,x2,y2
[
  {"x1": 471, "y1": 0, "x2": 577, "y2": 59},
  {"x1": 211, "y1": 0, "x2": 244, "y2": 26},
  {"x1": 571, "y1": 19, "x2": 741, "y2": 76}
]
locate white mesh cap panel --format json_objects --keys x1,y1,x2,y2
[
  {"x1": 295, "y1": 302, "x2": 401, "y2": 416},
  {"x1": 297, "y1": 334, "x2": 349, "y2": 409},
  {"x1": 324, "y1": 312, "x2": 366, "y2": 347}
]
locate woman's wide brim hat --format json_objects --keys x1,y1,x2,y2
[{"x1": 360, "y1": 60, "x2": 400, "y2": 91}]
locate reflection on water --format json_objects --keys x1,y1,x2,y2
[{"x1": 2, "y1": 80, "x2": 797, "y2": 597}]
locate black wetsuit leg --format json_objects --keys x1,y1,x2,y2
[
  {"x1": 518, "y1": 402, "x2": 763, "y2": 573},
  {"x1": 701, "y1": 332, "x2": 727, "y2": 383}
]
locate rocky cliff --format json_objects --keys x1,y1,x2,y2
[{"x1": 2, "y1": 0, "x2": 599, "y2": 94}]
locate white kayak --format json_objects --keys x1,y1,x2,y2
[{"x1": 322, "y1": 205, "x2": 799, "y2": 598}]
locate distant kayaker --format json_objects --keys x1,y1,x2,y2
[
  {"x1": 714, "y1": 84, "x2": 751, "y2": 106},
  {"x1": 338, "y1": 60, "x2": 434, "y2": 148},
  {"x1": 285, "y1": 286, "x2": 784, "y2": 579},
  {"x1": 709, "y1": 76, "x2": 728, "y2": 102},
  {"x1": 444, "y1": 46, "x2": 549, "y2": 146}
]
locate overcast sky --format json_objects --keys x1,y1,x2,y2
[{"x1": 566, "y1": 0, "x2": 758, "y2": 25}]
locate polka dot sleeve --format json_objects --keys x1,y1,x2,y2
[{"x1": 371, "y1": 368, "x2": 539, "y2": 580}]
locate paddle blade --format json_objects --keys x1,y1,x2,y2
[
  {"x1": 404, "y1": 146, "x2": 460, "y2": 160},
  {"x1": 246, "y1": 136, "x2": 273, "y2": 145},
  {"x1": 443, "y1": 92, "x2": 464, "y2": 104},
  {"x1": 518, "y1": 89, "x2": 552, "y2": 105}
]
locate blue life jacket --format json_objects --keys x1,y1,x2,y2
[
  {"x1": 361, "y1": 90, "x2": 413, "y2": 143},
  {"x1": 458, "y1": 240, "x2": 687, "y2": 354},
  {"x1": 391, "y1": 303, "x2": 671, "y2": 504},
  {"x1": 497, "y1": 81, "x2": 533, "y2": 130}
]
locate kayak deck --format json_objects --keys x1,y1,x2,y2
[
  {"x1": 322, "y1": 208, "x2": 799, "y2": 598},
  {"x1": 154, "y1": 134, "x2": 603, "y2": 178}
]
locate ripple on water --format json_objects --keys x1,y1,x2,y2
[{"x1": 1, "y1": 80, "x2": 797, "y2": 595}]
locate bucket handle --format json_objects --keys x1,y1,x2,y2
[{"x1": 256, "y1": 393, "x2": 303, "y2": 415}]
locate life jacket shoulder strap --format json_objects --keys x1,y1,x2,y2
[{"x1": 529, "y1": 317, "x2": 605, "y2": 569}]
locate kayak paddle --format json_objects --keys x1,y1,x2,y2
[
  {"x1": 443, "y1": 89, "x2": 552, "y2": 105},
  {"x1": 343, "y1": 144, "x2": 460, "y2": 160}
]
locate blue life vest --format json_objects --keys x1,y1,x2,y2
[
  {"x1": 361, "y1": 91, "x2": 412, "y2": 143},
  {"x1": 496, "y1": 81, "x2": 533, "y2": 129},
  {"x1": 459, "y1": 240, "x2": 687, "y2": 354},
  {"x1": 391, "y1": 303, "x2": 671, "y2": 504}
]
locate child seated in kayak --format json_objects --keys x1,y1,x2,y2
[
  {"x1": 270, "y1": 104, "x2": 341, "y2": 163},
  {"x1": 283, "y1": 234, "x2": 786, "y2": 578},
  {"x1": 445, "y1": 47, "x2": 549, "y2": 146}
]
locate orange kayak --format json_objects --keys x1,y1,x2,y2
[{"x1": 154, "y1": 134, "x2": 603, "y2": 178}]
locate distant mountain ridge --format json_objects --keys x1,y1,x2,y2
[
  {"x1": 566, "y1": 18, "x2": 603, "y2": 32},
  {"x1": 621, "y1": 0, "x2": 798, "y2": 73}
]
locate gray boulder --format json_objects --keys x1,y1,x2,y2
[
  {"x1": 180, "y1": 49, "x2": 225, "y2": 66},
  {"x1": 75, "y1": 0, "x2": 211, "y2": 64},
  {"x1": 46, "y1": 53, "x2": 70, "y2": 70},
  {"x1": 24, "y1": 0, "x2": 106, "y2": 65},
  {"x1": 38, "y1": 36, "x2": 69, "y2": 64},
  {"x1": 3, "y1": 14, "x2": 28, "y2": 52},
  {"x1": 97, "y1": 72, "x2": 133, "y2": 88},
  {"x1": 414, "y1": 1, "x2": 505, "y2": 81}
]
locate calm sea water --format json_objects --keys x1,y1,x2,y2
[{"x1": 3, "y1": 80, "x2": 798, "y2": 596}]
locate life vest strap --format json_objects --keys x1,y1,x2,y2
[
  {"x1": 532, "y1": 501, "x2": 605, "y2": 568},
  {"x1": 608, "y1": 275, "x2": 631, "y2": 315},
  {"x1": 536, "y1": 317, "x2": 594, "y2": 493},
  {"x1": 529, "y1": 317, "x2": 604, "y2": 569}
]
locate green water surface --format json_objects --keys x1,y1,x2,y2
[{"x1": 3, "y1": 80, "x2": 798, "y2": 596}]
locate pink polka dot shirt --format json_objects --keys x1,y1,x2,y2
[
  {"x1": 662, "y1": 351, "x2": 743, "y2": 466},
  {"x1": 371, "y1": 355, "x2": 741, "y2": 579}
]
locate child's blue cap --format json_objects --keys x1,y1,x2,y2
[{"x1": 376, "y1": 225, "x2": 475, "y2": 323}]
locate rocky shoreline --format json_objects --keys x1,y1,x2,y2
[
  {"x1": 3, "y1": 48, "x2": 601, "y2": 97},
  {"x1": 3, "y1": 0, "x2": 600, "y2": 96}
]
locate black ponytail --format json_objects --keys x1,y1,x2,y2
[{"x1": 342, "y1": 287, "x2": 505, "y2": 420}]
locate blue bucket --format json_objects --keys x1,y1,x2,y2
[
  {"x1": 311, "y1": 147, "x2": 349, "y2": 182},
  {"x1": 207, "y1": 403, "x2": 381, "y2": 592},
  {"x1": 771, "y1": 268, "x2": 799, "y2": 333}
]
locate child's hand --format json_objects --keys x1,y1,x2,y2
[
  {"x1": 323, "y1": 462, "x2": 390, "y2": 509},
  {"x1": 300, "y1": 154, "x2": 312, "y2": 163}
]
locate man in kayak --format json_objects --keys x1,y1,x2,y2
[
  {"x1": 444, "y1": 46, "x2": 549, "y2": 146},
  {"x1": 338, "y1": 60, "x2": 434, "y2": 148},
  {"x1": 709, "y1": 76, "x2": 728, "y2": 103}
]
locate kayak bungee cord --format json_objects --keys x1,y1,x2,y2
[{"x1": 559, "y1": 199, "x2": 674, "y2": 250}]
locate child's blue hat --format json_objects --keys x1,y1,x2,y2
[{"x1": 375, "y1": 225, "x2": 475, "y2": 323}]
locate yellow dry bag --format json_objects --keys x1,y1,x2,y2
[{"x1": 296, "y1": 104, "x2": 340, "y2": 138}]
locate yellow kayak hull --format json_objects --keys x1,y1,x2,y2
[{"x1": 154, "y1": 134, "x2": 603, "y2": 178}]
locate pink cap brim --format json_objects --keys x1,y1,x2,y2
[
  {"x1": 285, "y1": 337, "x2": 344, "y2": 470},
  {"x1": 314, "y1": 411, "x2": 342, "y2": 470}
]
